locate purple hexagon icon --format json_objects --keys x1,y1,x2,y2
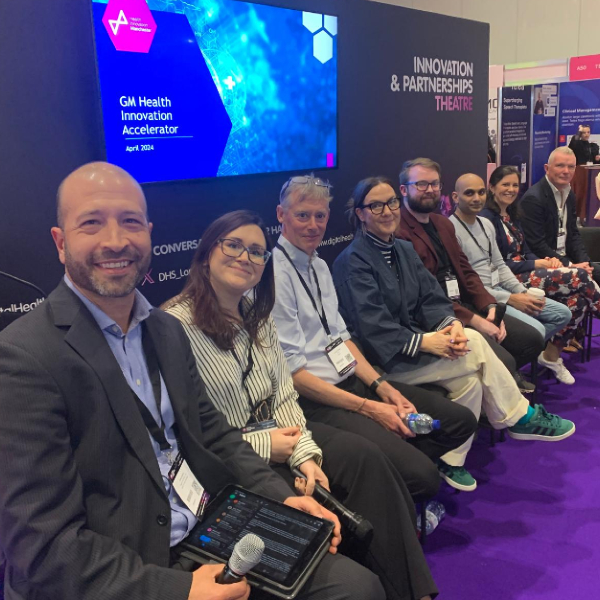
[{"x1": 102, "y1": 0, "x2": 157, "y2": 53}]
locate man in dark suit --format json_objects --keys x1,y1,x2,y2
[
  {"x1": 0, "y1": 162, "x2": 384, "y2": 600},
  {"x1": 520, "y1": 147, "x2": 600, "y2": 287},
  {"x1": 395, "y1": 158, "x2": 544, "y2": 387}
]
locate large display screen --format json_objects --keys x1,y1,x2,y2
[{"x1": 91, "y1": 0, "x2": 338, "y2": 183}]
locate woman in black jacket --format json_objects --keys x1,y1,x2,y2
[{"x1": 480, "y1": 165, "x2": 600, "y2": 353}]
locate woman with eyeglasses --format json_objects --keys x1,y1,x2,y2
[
  {"x1": 332, "y1": 177, "x2": 574, "y2": 491},
  {"x1": 164, "y1": 210, "x2": 439, "y2": 600},
  {"x1": 480, "y1": 165, "x2": 600, "y2": 366}
]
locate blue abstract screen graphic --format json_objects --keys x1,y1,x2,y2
[{"x1": 91, "y1": 0, "x2": 338, "y2": 183}]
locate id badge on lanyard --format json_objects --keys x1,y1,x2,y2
[
  {"x1": 445, "y1": 275, "x2": 460, "y2": 300},
  {"x1": 241, "y1": 419, "x2": 279, "y2": 434},
  {"x1": 168, "y1": 454, "x2": 211, "y2": 518},
  {"x1": 491, "y1": 266, "x2": 500, "y2": 287},
  {"x1": 557, "y1": 230, "x2": 566, "y2": 254},
  {"x1": 325, "y1": 337, "x2": 357, "y2": 376}
]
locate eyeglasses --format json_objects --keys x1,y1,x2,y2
[
  {"x1": 280, "y1": 176, "x2": 332, "y2": 201},
  {"x1": 359, "y1": 197, "x2": 401, "y2": 215},
  {"x1": 406, "y1": 180, "x2": 442, "y2": 192},
  {"x1": 218, "y1": 238, "x2": 271, "y2": 266}
]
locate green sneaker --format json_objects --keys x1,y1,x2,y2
[
  {"x1": 437, "y1": 460, "x2": 477, "y2": 492},
  {"x1": 508, "y1": 404, "x2": 575, "y2": 441}
]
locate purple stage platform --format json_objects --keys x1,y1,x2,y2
[{"x1": 427, "y1": 325, "x2": 600, "y2": 599}]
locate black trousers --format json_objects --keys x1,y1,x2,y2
[
  {"x1": 272, "y1": 420, "x2": 439, "y2": 600},
  {"x1": 463, "y1": 304, "x2": 545, "y2": 369},
  {"x1": 171, "y1": 545, "x2": 386, "y2": 600},
  {"x1": 299, "y1": 376, "x2": 478, "y2": 500}
]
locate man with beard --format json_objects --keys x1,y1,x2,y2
[
  {"x1": 396, "y1": 158, "x2": 544, "y2": 387},
  {"x1": 0, "y1": 162, "x2": 385, "y2": 600}
]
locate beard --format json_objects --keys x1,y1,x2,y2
[
  {"x1": 406, "y1": 191, "x2": 441, "y2": 214},
  {"x1": 64, "y1": 245, "x2": 151, "y2": 298}
]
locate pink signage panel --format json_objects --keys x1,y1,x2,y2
[{"x1": 569, "y1": 55, "x2": 600, "y2": 82}]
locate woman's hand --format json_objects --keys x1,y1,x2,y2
[
  {"x1": 420, "y1": 327, "x2": 459, "y2": 359},
  {"x1": 295, "y1": 459, "x2": 330, "y2": 496},
  {"x1": 269, "y1": 426, "x2": 301, "y2": 463}
]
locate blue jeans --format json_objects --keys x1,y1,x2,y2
[{"x1": 505, "y1": 298, "x2": 572, "y2": 341}]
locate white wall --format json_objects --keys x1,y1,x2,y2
[{"x1": 372, "y1": 0, "x2": 600, "y2": 66}]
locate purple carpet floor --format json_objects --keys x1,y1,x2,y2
[{"x1": 426, "y1": 326, "x2": 600, "y2": 600}]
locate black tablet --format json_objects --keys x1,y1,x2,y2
[{"x1": 181, "y1": 485, "x2": 334, "y2": 599}]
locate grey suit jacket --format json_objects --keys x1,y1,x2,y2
[{"x1": 0, "y1": 282, "x2": 291, "y2": 600}]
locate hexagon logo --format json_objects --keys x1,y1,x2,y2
[
  {"x1": 313, "y1": 30, "x2": 333, "y2": 64},
  {"x1": 323, "y1": 15, "x2": 337, "y2": 36},
  {"x1": 102, "y1": 0, "x2": 157, "y2": 53},
  {"x1": 302, "y1": 12, "x2": 323, "y2": 34}
]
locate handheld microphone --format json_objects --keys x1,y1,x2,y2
[
  {"x1": 216, "y1": 533, "x2": 265, "y2": 584},
  {"x1": 492, "y1": 302, "x2": 506, "y2": 327},
  {"x1": 292, "y1": 469, "x2": 374, "y2": 543}
]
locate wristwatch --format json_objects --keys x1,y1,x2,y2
[{"x1": 369, "y1": 376, "x2": 384, "y2": 395}]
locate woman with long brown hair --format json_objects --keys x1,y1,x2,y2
[{"x1": 163, "y1": 209, "x2": 438, "y2": 600}]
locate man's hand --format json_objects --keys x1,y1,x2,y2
[
  {"x1": 296, "y1": 459, "x2": 330, "y2": 496},
  {"x1": 284, "y1": 496, "x2": 342, "y2": 554},
  {"x1": 360, "y1": 396, "x2": 415, "y2": 438},
  {"x1": 508, "y1": 293, "x2": 545, "y2": 315},
  {"x1": 470, "y1": 313, "x2": 506, "y2": 342},
  {"x1": 573, "y1": 262, "x2": 594, "y2": 274},
  {"x1": 188, "y1": 564, "x2": 250, "y2": 600},
  {"x1": 269, "y1": 426, "x2": 301, "y2": 463},
  {"x1": 421, "y1": 326, "x2": 459, "y2": 359}
]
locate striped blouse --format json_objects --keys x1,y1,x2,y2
[{"x1": 165, "y1": 299, "x2": 322, "y2": 470}]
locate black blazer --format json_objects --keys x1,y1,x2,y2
[
  {"x1": 519, "y1": 176, "x2": 589, "y2": 265},
  {"x1": 0, "y1": 282, "x2": 291, "y2": 600}
]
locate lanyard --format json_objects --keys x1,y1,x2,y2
[
  {"x1": 231, "y1": 338, "x2": 274, "y2": 422},
  {"x1": 276, "y1": 243, "x2": 331, "y2": 337},
  {"x1": 132, "y1": 323, "x2": 170, "y2": 451},
  {"x1": 558, "y1": 195, "x2": 567, "y2": 230},
  {"x1": 454, "y1": 215, "x2": 492, "y2": 263}
]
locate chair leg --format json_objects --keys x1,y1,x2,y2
[
  {"x1": 531, "y1": 360, "x2": 538, "y2": 404},
  {"x1": 489, "y1": 429, "x2": 495, "y2": 447},
  {"x1": 499, "y1": 429, "x2": 506, "y2": 443},
  {"x1": 419, "y1": 501, "x2": 427, "y2": 545},
  {"x1": 587, "y1": 312, "x2": 593, "y2": 363}
]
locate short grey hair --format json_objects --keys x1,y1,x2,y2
[
  {"x1": 279, "y1": 174, "x2": 333, "y2": 208},
  {"x1": 548, "y1": 146, "x2": 575, "y2": 164}
]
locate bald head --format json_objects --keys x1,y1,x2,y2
[
  {"x1": 50, "y1": 161, "x2": 152, "y2": 308},
  {"x1": 57, "y1": 162, "x2": 147, "y2": 228},
  {"x1": 452, "y1": 173, "x2": 487, "y2": 218},
  {"x1": 455, "y1": 173, "x2": 485, "y2": 194}
]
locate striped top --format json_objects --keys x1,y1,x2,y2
[
  {"x1": 366, "y1": 231, "x2": 394, "y2": 267},
  {"x1": 165, "y1": 299, "x2": 322, "y2": 470}
]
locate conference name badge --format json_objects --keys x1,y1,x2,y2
[
  {"x1": 168, "y1": 454, "x2": 210, "y2": 518},
  {"x1": 325, "y1": 337, "x2": 357, "y2": 376},
  {"x1": 445, "y1": 276, "x2": 460, "y2": 300},
  {"x1": 491, "y1": 267, "x2": 500, "y2": 287},
  {"x1": 241, "y1": 419, "x2": 279, "y2": 434},
  {"x1": 557, "y1": 232, "x2": 566, "y2": 254}
]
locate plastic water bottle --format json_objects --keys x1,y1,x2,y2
[
  {"x1": 416, "y1": 501, "x2": 446, "y2": 536},
  {"x1": 404, "y1": 413, "x2": 441, "y2": 434}
]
